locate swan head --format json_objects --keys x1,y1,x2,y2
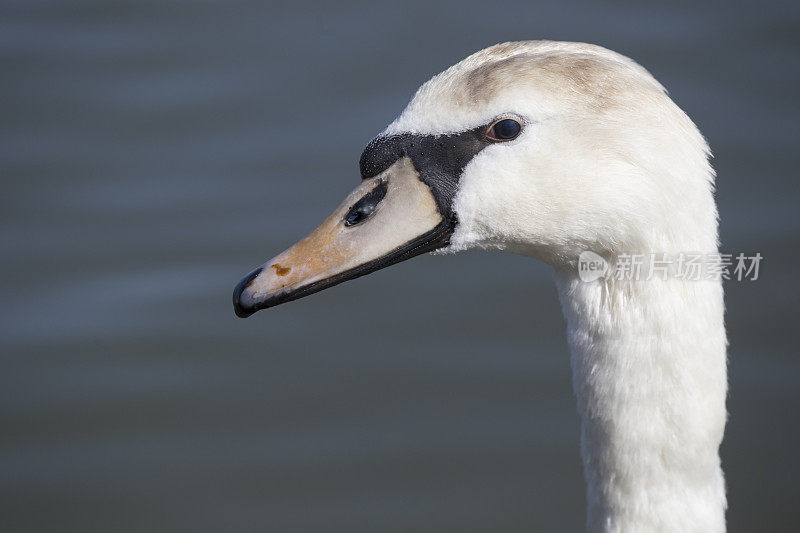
[{"x1": 234, "y1": 41, "x2": 717, "y2": 317}]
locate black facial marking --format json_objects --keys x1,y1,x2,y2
[
  {"x1": 358, "y1": 125, "x2": 492, "y2": 221},
  {"x1": 345, "y1": 180, "x2": 388, "y2": 226}
]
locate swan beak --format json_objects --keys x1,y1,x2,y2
[{"x1": 233, "y1": 156, "x2": 451, "y2": 317}]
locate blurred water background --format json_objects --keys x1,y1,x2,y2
[{"x1": 1, "y1": 1, "x2": 798, "y2": 531}]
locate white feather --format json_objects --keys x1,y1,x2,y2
[{"x1": 386, "y1": 41, "x2": 727, "y2": 532}]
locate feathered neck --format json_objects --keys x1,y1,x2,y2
[{"x1": 553, "y1": 269, "x2": 727, "y2": 532}]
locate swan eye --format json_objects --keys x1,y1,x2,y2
[
  {"x1": 344, "y1": 180, "x2": 388, "y2": 226},
  {"x1": 486, "y1": 118, "x2": 521, "y2": 140}
]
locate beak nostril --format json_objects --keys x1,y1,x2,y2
[{"x1": 344, "y1": 180, "x2": 388, "y2": 227}]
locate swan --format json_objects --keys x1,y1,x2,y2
[{"x1": 232, "y1": 41, "x2": 727, "y2": 532}]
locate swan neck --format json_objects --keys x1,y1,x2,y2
[{"x1": 554, "y1": 271, "x2": 727, "y2": 532}]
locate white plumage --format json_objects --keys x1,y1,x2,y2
[
  {"x1": 390, "y1": 42, "x2": 728, "y2": 532},
  {"x1": 235, "y1": 40, "x2": 728, "y2": 532}
]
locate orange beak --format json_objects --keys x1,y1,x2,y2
[{"x1": 233, "y1": 156, "x2": 452, "y2": 317}]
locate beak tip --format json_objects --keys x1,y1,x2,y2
[
  {"x1": 232, "y1": 267, "x2": 263, "y2": 318},
  {"x1": 233, "y1": 304, "x2": 255, "y2": 319}
]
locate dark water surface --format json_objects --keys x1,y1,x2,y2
[{"x1": 2, "y1": 1, "x2": 799, "y2": 531}]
